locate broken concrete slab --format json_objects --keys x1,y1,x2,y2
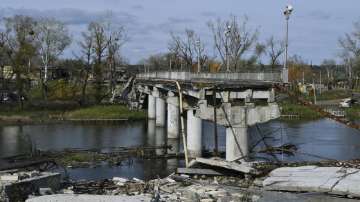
[
  {"x1": 26, "y1": 194, "x2": 152, "y2": 202},
  {"x1": 192, "y1": 157, "x2": 259, "y2": 175},
  {"x1": 177, "y1": 168, "x2": 224, "y2": 176},
  {"x1": 263, "y1": 166, "x2": 360, "y2": 198},
  {"x1": 0, "y1": 174, "x2": 19, "y2": 181}
]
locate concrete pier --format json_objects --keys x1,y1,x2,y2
[
  {"x1": 187, "y1": 109, "x2": 202, "y2": 158},
  {"x1": 148, "y1": 95, "x2": 156, "y2": 119},
  {"x1": 226, "y1": 126, "x2": 248, "y2": 161},
  {"x1": 167, "y1": 94, "x2": 179, "y2": 139},
  {"x1": 155, "y1": 97, "x2": 166, "y2": 127}
]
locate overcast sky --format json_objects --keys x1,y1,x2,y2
[{"x1": 0, "y1": 0, "x2": 359, "y2": 64}]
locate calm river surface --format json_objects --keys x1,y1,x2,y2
[{"x1": 1, "y1": 118, "x2": 360, "y2": 180}]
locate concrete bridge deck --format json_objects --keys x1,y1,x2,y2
[{"x1": 137, "y1": 71, "x2": 282, "y2": 84}]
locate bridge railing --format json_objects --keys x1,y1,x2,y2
[{"x1": 136, "y1": 71, "x2": 282, "y2": 82}]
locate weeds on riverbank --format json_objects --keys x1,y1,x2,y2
[
  {"x1": 279, "y1": 100, "x2": 322, "y2": 120},
  {"x1": 0, "y1": 105, "x2": 146, "y2": 123},
  {"x1": 65, "y1": 105, "x2": 146, "y2": 120},
  {"x1": 345, "y1": 106, "x2": 360, "y2": 121}
]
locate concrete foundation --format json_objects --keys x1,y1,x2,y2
[
  {"x1": 155, "y1": 97, "x2": 166, "y2": 127},
  {"x1": 226, "y1": 126, "x2": 248, "y2": 161},
  {"x1": 148, "y1": 95, "x2": 156, "y2": 119},
  {"x1": 187, "y1": 110, "x2": 202, "y2": 158},
  {"x1": 167, "y1": 95, "x2": 179, "y2": 139}
]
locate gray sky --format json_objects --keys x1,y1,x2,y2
[{"x1": 0, "y1": 0, "x2": 359, "y2": 64}]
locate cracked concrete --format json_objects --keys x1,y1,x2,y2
[{"x1": 263, "y1": 166, "x2": 360, "y2": 198}]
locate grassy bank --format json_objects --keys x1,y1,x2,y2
[
  {"x1": 302, "y1": 89, "x2": 351, "y2": 102},
  {"x1": 65, "y1": 105, "x2": 146, "y2": 120},
  {"x1": 345, "y1": 106, "x2": 360, "y2": 121},
  {"x1": 279, "y1": 100, "x2": 322, "y2": 120},
  {"x1": 0, "y1": 105, "x2": 146, "y2": 124}
]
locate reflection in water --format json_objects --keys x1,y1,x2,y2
[
  {"x1": 147, "y1": 119, "x2": 156, "y2": 147},
  {"x1": 155, "y1": 127, "x2": 166, "y2": 155},
  {"x1": 1, "y1": 118, "x2": 360, "y2": 180},
  {"x1": 252, "y1": 119, "x2": 360, "y2": 162}
]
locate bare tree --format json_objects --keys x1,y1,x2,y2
[
  {"x1": 168, "y1": 29, "x2": 207, "y2": 71},
  {"x1": 266, "y1": 36, "x2": 285, "y2": 68},
  {"x1": 321, "y1": 59, "x2": 336, "y2": 87},
  {"x1": 79, "y1": 18, "x2": 127, "y2": 104},
  {"x1": 208, "y1": 15, "x2": 258, "y2": 71},
  {"x1": 339, "y1": 21, "x2": 360, "y2": 88},
  {"x1": 77, "y1": 31, "x2": 94, "y2": 105},
  {"x1": 105, "y1": 24, "x2": 127, "y2": 101},
  {"x1": 87, "y1": 21, "x2": 110, "y2": 103},
  {"x1": 35, "y1": 17, "x2": 71, "y2": 100}
]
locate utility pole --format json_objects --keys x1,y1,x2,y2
[
  {"x1": 283, "y1": 5, "x2": 294, "y2": 83},
  {"x1": 320, "y1": 70, "x2": 322, "y2": 95},
  {"x1": 313, "y1": 73, "x2": 317, "y2": 105},
  {"x1": 302, "y1": 70, "x2": 305, "y2": 84},
  {"x1": 196, "y1": 38, "x2": 201, "y2": 73},
  {"x1": 169, "y1": 58, "x2": 172, "y2": 71},
  {"x1": 225, "y1": 24, "x2": 231, "y2": 73}
]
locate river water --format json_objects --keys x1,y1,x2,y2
[{"x1": 1, "y1": 118, "x2": 360, "y2": 180}]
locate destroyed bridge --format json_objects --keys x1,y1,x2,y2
[{"x1": 134, "y1": 71, "x2": 282, "y2": 163}]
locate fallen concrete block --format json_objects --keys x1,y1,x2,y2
[
  {"x1": 0, "y1": 174, "x2": 19, "y2": 181},
  {"x1": 177, "y1": 168, "x2": 224, "y2": 176},
  {"x1": 263, "y1": 166, "x2": 360, "y2": 198},
  {"x1": 192, "y1": 157, "x2": 259, "y2": 175}
]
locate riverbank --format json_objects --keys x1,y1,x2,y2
[
  {"x1": 0, "y1": 105, "x2": 146, "y2": 124},
  {"x1": 279, "y1": 100, "x2": 322, "y2": 120}
]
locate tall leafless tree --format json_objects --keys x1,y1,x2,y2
[
  {"x1": 266, "y1": 36, "x2": 285, "y2": 69},
  {"x1": 208, "y1": 15, "x2": 258, "y2": 71},
  {"x1": 77, "y1": 31, "x2": 94, "y2": 105},
  {"x1": 168, "y1": 29, "x2": 207, "y2": 71},
  {"x1": 105, "y1": 24, "x2": 127, "y2": 101},
  {"x1": 35, "y1": 17, "x2": 71, "y2": 100},
  {"x1": 339, "y1": 21, "x2": 360, "y2": 88}
]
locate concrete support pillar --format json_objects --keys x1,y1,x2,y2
[
  {"x1": 187, "y1": 109, "x2": 202, "y2": 158},
  {"x1": 156, "y1": 97, "x2": 166, "y2": 127},
  {"x1": 268, "y1": 88, "x2": 275, "y2": 103},
  {"x1": 167, "y1": 94, "x2": 179, "y2": 139},
  {"x1": 226, "y1": 125, "x2": 249, "y2": 161},
  {"x1": 148, "y1": 95, "x2": 156, "y2": 119}
]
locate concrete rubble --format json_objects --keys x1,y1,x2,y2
[
  {"x1": 0, "y1": 170, "x2": 61, "y2": 201},
  {"x1": 263, "y1": 166, "x2": 360, "y2": 198},
  {"x1": 26, "y1": 194, "x2": 152, "y2": 202},
  {"x1": 3, "y1": 163, "x2": 360, "y2": 201}
]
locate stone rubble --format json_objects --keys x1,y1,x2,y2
[{"x1": 3, "y1": 165, "x2": 360, "y2": 201}]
